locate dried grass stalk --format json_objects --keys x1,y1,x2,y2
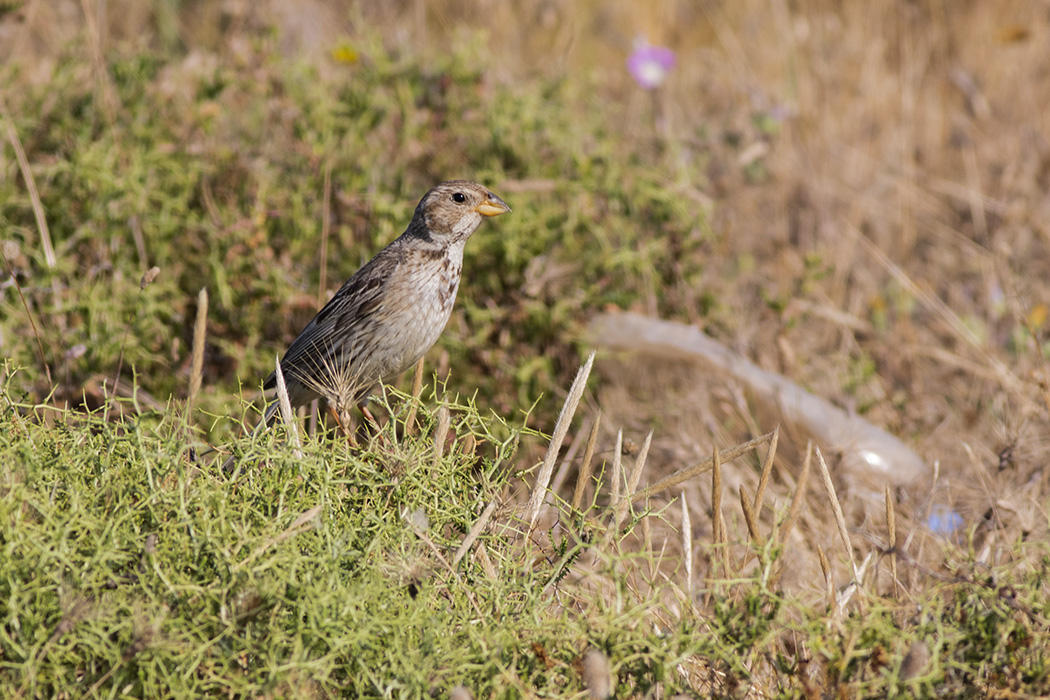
[
  {"x1": 273, "y1": 356, "x2": 302, "y2": 458},
  {"x1": 525, "y1": 352, "x2": 595, "y2": 530},
  {"x1": 1, "y1": 246, "x2": 52, "y2": 385},
  {"x1": 885, "y1": 484, "x2": 898, "y2": 596},
  {"x1": 627, "y1": 429, "x2": 652, "y2": 494},
  {"x1": 474, "y1": 543, "x2": 499, "y2": 581},
  {"x1": 452, "y1": 501, "x2": 497, "y2": 567},
  {"x1": 0, "y1": 94, "x2": 55, "y2": 268},
  {"x1": 571, "y1": 410, "x2": 602, "y2": 512},
  {"x1": 739, "y1": 485, "x2": 760, "y2": 542},
  {"x1": 777, "y1": 440, "x2": 812, "y2": 544},
  {"x1": 753, "y1": 425, "x2": 779, "y2": 515},
  {"x1": 188, "y1": 287, "x2": 208, "y2": 412},
  {"x1": 816, "y1": 447, "x2": 858, "y2": 583},
  {"x1": 614, "y1": 429, "x2": 652, "y2": 528},
  {"x1": 631, "y1": 430, "x2": 775, "y2": 504},
  {"x1": 604, "y1": 429, "x2": 624, "y2": 545},
  {"x1": 711, "y1": 443, "x2": 730, "y2": 573},
  {"x1": 817, "y1": 544, "x2": 833, "y2": 607},
  {"x1": 460, "y1": 433, "x2": 476, "y2": 457},
  {"x1": 681, "y1": 489, "x2": 693, "y2": 600},
  {"x1": 139, "y1": 266, "x2": 160, "y2": 289},
  {"x1": 432, "y1": 404, "x2": 450, "y2": 467}
]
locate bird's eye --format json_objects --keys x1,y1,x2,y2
[{"x1": 452, "y1": 192, "x2": 466, "y2": 204}]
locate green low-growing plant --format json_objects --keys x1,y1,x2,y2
[
  {"x1": 0, "y1": 373, "x2": 711, "y2": 698},
  {"x1": 4, "y1": 370, "x2": 1050, "y2": 698},
  {"x1": 1, "y1": 32, "x2": 712, "y2": 437}
]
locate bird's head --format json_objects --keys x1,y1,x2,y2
[{"x1": 412, "y1": 180, "x2": 511, "y2": 243}]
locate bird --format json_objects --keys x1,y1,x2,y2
[{"x1": 257, "y1": 180, "x2": 510, "y2": 431}]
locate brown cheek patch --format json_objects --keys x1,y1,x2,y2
[{"x1": 417, "y1": 248, "x2": 447, "y2": 262}]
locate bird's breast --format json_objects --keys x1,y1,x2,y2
[{"x1": 371, "y1": 245, "x2": 464, "y2": 378}]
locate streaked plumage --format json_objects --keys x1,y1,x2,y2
[{"x1": 259, "y1": 180, "x2": 510, "y2": 427}]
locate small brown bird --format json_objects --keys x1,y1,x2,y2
[{"x1": 259, "y1": 180, "x2": 510, "y2": 428}]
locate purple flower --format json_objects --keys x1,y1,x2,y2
[
  {"x1": 627, "y1": 43, "x2": 676, "y2": 89},
  {"x1": 926, "y1": 505, "x2": 964, "y2": 536}
]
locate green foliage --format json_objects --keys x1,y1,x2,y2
[
  {"x1": 0, "y1": 383, "x2": 708, "y2": 698},
  {"x1": 1, "y1": 34, "x2": 711, "y2": 433},
  {"x1": 3, "y1": 377, "x2": 1049, "y2": 697}
]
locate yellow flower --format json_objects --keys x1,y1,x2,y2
[{"x1": 331, "y1": 45, "x2": 359, "y2": 65}]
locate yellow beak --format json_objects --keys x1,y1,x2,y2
[{"x1": 474, "y1": 192, "x2": 511, "y2": 217}]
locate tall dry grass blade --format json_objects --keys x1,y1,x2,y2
[
  {"x1": 549, "y1": 416, "x2": 590, "y2": 498},
  {"x1": 474, "y1": 543, "x2": 499, "y2": 581},
  {"x1": 187, "y1": 287, "x2": 208, "y2": 413},
  {"x1": 603, "y1": 429, "x2": 625, "y2": 542},
  {"x1": 739, "y1": 485, "x2": 760, "y2": 542},
  {"x1": 776, "y1": 440, "x2": 812, "y2": 544},
  {"x1": 627, "y1": 429, "x2": 652, "y2": 494},
  {"x1": 885, "y1": 484, "x2": 898, "y2": 596},
  {"x1": 432, "y1": 404, "x2": 450, "y2": 467},
  {"x1": 614, "y1": 429, "x2": 652, "y2": 527},
  {"x1": 816, "y1": 447, "x2": 858, "y2": 584},
  {"x1": 571, "y1": 410, "x2": 602, "y2": 512},
  {"x1": 817, "y1": 544, "x2": 833, "y2": 608},
  {"x1": 273, "y1": 356, "x2": 302, "y2": 457},
  {"x1": 0, "y1": 94, "x2": 55, "y2": 269},
  {"x1": 601, "y1": 429, "x2": 624, "y2": 548},
  {"x1": 753, "y1": 425, "x2": 778, "y2": 515},
  {"x1": 711, "y1": 443, "x2": 730, "y2": 573},
  {"x1": 452, "y1": 500, "x2": 497, "y2": 567},
  {"x1": 405, "y1": 356, "x2": 426, "y2": 436},
  {"x1": 681, "y1": 489, "x2": 693, "y2": 600},
  {"x1": 525, "y1": 351, "x2": 595, "y2": 530},
  {"x1": 630, "y1": 430, "x2": 775, "y2": 504}
]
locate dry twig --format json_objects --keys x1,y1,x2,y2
[{"x1": 525, "y1": 352, "x2": 595, "y2": 530}]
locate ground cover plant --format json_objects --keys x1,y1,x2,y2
[{"x1": 2, "y1": 1, "x2": 1050, "y2": 697}]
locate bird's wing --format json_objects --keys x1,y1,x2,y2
[{"x1": 263, "y1": 251, "x2": 397, "y2": 390}]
